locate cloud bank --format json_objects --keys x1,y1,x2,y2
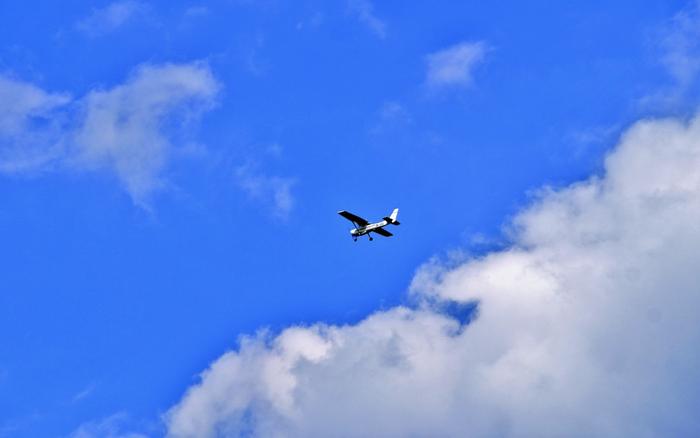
[
  {"x1": 166, "y1": 112, "x2": 700, "y2": 437},
  {"x1": 0, "y1": 63, "x2": 219, "y2": 205}
]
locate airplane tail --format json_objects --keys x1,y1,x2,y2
[{"x1": 384, "y1": 208, "x2": 400, "y2": 225}]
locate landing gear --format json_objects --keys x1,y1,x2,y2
[{"x1": 368, "y1": 235, "x2": 373, "y2": 241}]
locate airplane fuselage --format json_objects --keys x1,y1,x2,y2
[{"x1": 350, "y1": 220, "x2": 390, "y2": 236}]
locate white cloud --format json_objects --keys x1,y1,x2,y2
[
  {"x1": 348, "y1": 0, "x2": 386, "y2": 39},
  {"x1": 235, "y1": 163, "x2": 296, "y2": 220},
  {"x1": 0, "y1": 63, "x2": 219, "y2": 205},
  {"x1": 71, "y1": 63, "x2": 219, "y2": 205},
  {"x1": 166, "y1": 112, "x2": 700, "y2": 437},
  {"x1": 76, "y1": 1, "x2": 148, "y2": 36},
  {"x1": 426, "y1": 41, "x2": 488, "y2": 90}
]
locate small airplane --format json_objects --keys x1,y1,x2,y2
[{"x1": 338, "y1": 208, "x2": 400, "y2": 241}]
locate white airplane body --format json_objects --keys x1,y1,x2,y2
[{"x1": 338, "y1": 208, "x2": 400, "y2": 241}]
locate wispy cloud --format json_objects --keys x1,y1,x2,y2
[
  {"x1": 166, "y1": 112, "x2": 700, "y2": 437},
  {"x1": 660, "y1": 1, "x2": 700, "y2": 88},
  {"x1": 183, "y1": 6, "x2": 209, "y2": 19},
  {"x1": 425, "y1": 41, "x2": 488, "y2": 90},
  {"x1": 370, "y1": 101, "x2": 412, "y2": 136},
  {"x1": 348, "y1": 0, "x2": 386, "y2": 39},
  {"x1": 69, "y1": 413, "x2": 148, "y2": 438},
  {"x1": 234, "y1": 162, "x2": 296, "y2": 220},
  {"x1": 565, "y1": 124, "x2": 621, "y2": 160},
  {"x1": 642, "y1": 1, "x2": 700, "y2": 109},
  {"x1": 0, "y1": 76, "x2": 70, "y2": 135},
  {"x1": 71, "y1": 382, "x2": 97, "y2": 404},
  {"x1": 76, "y1": 1, "x2": 148, "y2": 36},
  {"x1": 0, "y1": 62, "x2": 220, "y2": 206},
  {"x1": 378, "y1": 101, "x2": 410, "y2": 123},
  {"x1": 296, "y1": 12, "x2": 325, "y2": 31},
  {"x1": 0, "y1": 76, "x2": 70, "y2": 173}
]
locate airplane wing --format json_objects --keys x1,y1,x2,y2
[
  {"x1": 338, "y1": 210, "x2": 370, "y2": 226},
  {"x1": 371, "y1": 227, "x2": 393, "y2": 237}
]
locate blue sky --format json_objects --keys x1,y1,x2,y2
[{"x1": 2, "y1": 1, "x2": 699, "y2": 437}]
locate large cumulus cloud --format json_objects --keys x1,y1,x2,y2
[{"x1": 166, "y1": 113, "x2": 700, "y2": 437}]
